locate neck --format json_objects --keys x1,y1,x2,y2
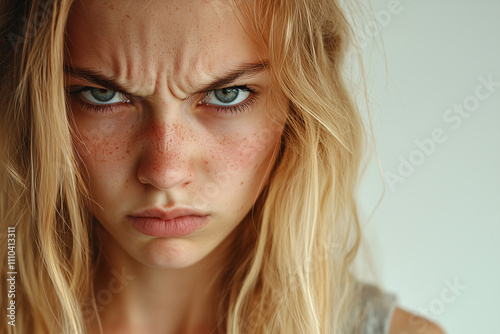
[{"x1": 88, "y1": 226, "x2": 233, "y2": 334}]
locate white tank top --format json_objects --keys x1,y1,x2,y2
[{"x1": 351, "y1": 282, "x2": 398, "y2": 334}]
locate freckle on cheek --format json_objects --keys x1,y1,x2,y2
[
  {"x1": 79, "y1": 132, "x2": 131, "y2": 176},
  {"x1": 211, "y1": 132, "x2": 261, "y2": 174}
]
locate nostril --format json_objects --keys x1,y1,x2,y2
[{"x1": 138, "y1": 176, "x2": 148, "y2": 184}]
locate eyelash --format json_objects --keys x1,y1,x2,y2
[{"x1": 67, "y1": 85, "x2": 258, "y2": 116}]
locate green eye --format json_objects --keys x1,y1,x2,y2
[
  {"x1": 214, "y1": 88, "x2": 240, "y2": 103},
  {"x1": 79, "y1": 87, "x2": 130, "y2": 105},
  {"x1": 88, "y1": 88, "x2": 116, "y2": 102},
  {"x1": 203, "y1": 87, "x2": 251, "y2": 106}
]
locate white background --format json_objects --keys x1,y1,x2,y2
[{"x1": 352, "y1": 0, "x2": 500, "y2": 333}]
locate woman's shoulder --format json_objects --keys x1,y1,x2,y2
[
  {"x1": 388, "y1": 307, "x2": 446, "y2": 334},
  {"x1": 351, "y1": 281, "x2": 446, "y2": 334}
]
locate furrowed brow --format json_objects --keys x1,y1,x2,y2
[
  {"x1": 64, "y1": 65, "x2": 131, "y2": 94},
  {"x1": 63, "y1": 60, "x2": 269, "y2": 97},
  {"x1": 187, "y1": 60, "x2": 269, "y2": 96}
]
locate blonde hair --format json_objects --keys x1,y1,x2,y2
[{"x1": 1, "y1": 0, "x2": 375, "y2": 333}]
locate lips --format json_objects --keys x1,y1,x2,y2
[
  {"x1": 127, "y1": 206, "x2": 208, "y2": 221},
  {"x1": 127, "y1": 206, "x2": 210, "y2": 237}
]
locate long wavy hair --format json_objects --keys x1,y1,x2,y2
[{"x1": 0, "y1": 0, "x2": 377, "y2": 333}]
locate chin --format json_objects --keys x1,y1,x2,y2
[{"x1": 132, "y1": 237, "x2": 209, "y2": 269}]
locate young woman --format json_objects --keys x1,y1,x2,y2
[{"x1": 0, "y1": 0, "x2": 445, "y2": 333}]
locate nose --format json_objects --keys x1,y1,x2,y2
[{"x1": 136, "y1": 118, "x2": 195, "y2": 191}]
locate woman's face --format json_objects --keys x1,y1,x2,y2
[{"x1": 65, "y1": 0, "x2": 286, "y2": 268}]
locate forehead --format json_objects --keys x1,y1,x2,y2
[{"x1": 65, "y1": 0, "x2": 264, "y2": 97}]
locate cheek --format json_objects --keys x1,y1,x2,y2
[
  {"x1": 206, "y1": 121, "x2": 283, "y2": 188},
  {"x1": 193, "y1": 121, "x2": 283, "y2": 213},
  {"x1": 71, "y1": 113, "x2": 137, "y2": 178},
  {"x1": 232, "y1": 123, "x2": 283, "y2": 170}
]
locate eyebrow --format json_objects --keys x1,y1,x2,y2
[
  {"x1": 63, "y1": 61, "x2": 269, "y2": 97},
  {"x1": 191, "y1": 61, "x2": 269, "y2": 95},
  {"x1": 64, "y1": 65, "x2": 130, "y2": 93}
]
